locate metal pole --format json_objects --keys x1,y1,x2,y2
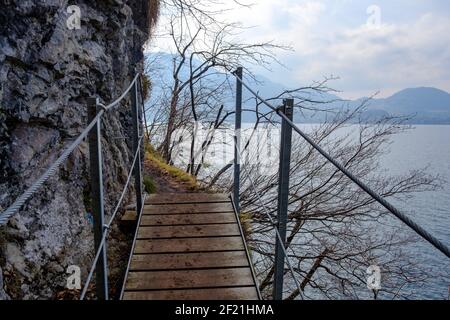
[
  {"x1": 87, "y1": 97, "x2": 109, "y2": 300},
  {"x1": 131, "y1": 83, "x2": 143, "y2": 217},
  {"x1": 232, "y1": 72, "x2": 450, "y2": 259},
  {"x1": 233, "y1": 67, "x2": 243, "y2": 212},
  {"x1": 273, "y1": 98, "x2": 294, "y2": 300}
]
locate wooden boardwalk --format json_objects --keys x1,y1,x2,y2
[{"x1": 121, "y1": 193, "x2": 259, "y2": 300}]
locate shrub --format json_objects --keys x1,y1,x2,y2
[{"x1": 143, "y1": 175, "x2": 157, "y2": 194}]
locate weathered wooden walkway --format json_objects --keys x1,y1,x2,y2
[{"x1": 122, "y1": 193, "x2": 259, "y2": 300}]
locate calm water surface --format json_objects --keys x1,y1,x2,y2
[
  {"x1": 378, "y1": 125, "x2": 450, "y2": 299},
  {"x1": 179, "y1": 124, "x2": 450, "y2": 299}
]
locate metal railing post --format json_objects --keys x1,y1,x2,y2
[
  {"x1": 131, "y1": 82, "x2": 143, "y2": 217},
  {"x1": 87, "y1": 97, "x2": 109, "y2": 300},
  {"x1": 273, "y1": 98, "x2": 294, "y2": 300},
  {"x1": 233, "y1": 67, "x2": 243, "y2": 212}
]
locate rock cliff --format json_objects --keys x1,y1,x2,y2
[{"x1": 0, "y1": 0, "x2": 158, "y2": 299}]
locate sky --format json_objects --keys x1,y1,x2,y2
[{"x1": 151, "y1": 0, "x2": 450, "y2": 99}]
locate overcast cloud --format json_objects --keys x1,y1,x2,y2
[{"x1": 152, "y1": 0, "x2": 450, "y2": 99}]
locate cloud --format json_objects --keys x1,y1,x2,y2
[
  {"x1": 295, "y1": 12, "x2": 450, "y2": 98},
  {"x1": 150, "y1": 0, "x2": 450, "y2": 99},
  {"x1": 225, "y1": 0, "x2": 450, "y2": 98}
]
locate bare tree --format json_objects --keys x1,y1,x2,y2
[
  {"x1": 232, "y1": 105, "x2": 440, "y2": 299},
  {"x1": 145, "y1": 0, "x2": 287, "y2": 166},
  {"x1": 144, "y1": 0, "x2": 444, "y2": 300}
]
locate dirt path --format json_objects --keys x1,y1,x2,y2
[{"x1": 144, "y1": 159, "x2": 195, "y2": 193}]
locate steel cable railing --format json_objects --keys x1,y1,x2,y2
[
  {"x1": 238, "y1": 154, "x2": 304, "y2": 300},
  {"x1": 80, "y1": 135, "x2": 144, "y2": 300},
  {"x1": 231, "y1": 69, "x2": 450, "y2": 260},
  {"x1": 0, "y1": 72, "x2": 145, "y2": 300},
  {"x1": 102, "y1": 73, "x2": 141, "y2": 112},
  {"x1": 226, "y1": 113, "x2": 304, "y2": 299},
  {"x1": 0, "y1": 73, "x2": 141, "y2": 226},
  {"x1": 229, "y1": 192, "x2": 264, "y2": 300},
  {"x1": 0, "y1": 113, "x2": 103, "y2": 225}
]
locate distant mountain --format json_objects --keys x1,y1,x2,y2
[
  {"x1": 373, "y1": 87, "x2": 450, "y2": 113},
  {"x1": 145, "y1": 53, "x2": 450, "y2": 124},
  {"x1": 361, "y1": 88, "x2": 450, "y2": 124}
]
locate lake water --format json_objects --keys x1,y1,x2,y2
[
  {"x1": 287, "y1": 124, "x2": 450, "y2": 299},
  {"x1": 172, "y1": 124, "x2": 450, "y2": 299},
  {"x1": 378, "y1": 125, "x2": 450, "y2": 299},
  {"x1": 295, "y1": 124, "x2": 450, "y2": 299}
]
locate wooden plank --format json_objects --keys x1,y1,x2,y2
[
  {"x1": 140, "y1": 212, "x2": 236, "y2": 226},
  {"x1": 143, "y1": 203, "x2": 234, "y2": 215},
  {"x1": 123, "y1": 287, "x2": 258, "y2": 300},
  {"x1": 125, "y1": 268, "x2": 255, "y2": 290},
  {"x1": 137, "y1": 224, "x2": 241, "y2": 239},
  {"x1": 134, "y1": 237, "x2": 244, "y2": 254},
  {"x1": 146, "y1": 193, "x2": 229, "y2": 205},
  {"x1": 130, "y1": 251, "x2": 249, "y2": 271},
  {"x1": 122, "y1": 193, "x2": 259, "y2": 301}
]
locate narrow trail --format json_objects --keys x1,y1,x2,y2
[{"x1": 144, "y1": 158, "x2": 195, "y2": 193}]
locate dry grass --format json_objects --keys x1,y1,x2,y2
[
  {"x1": 239, "y1": 212, "x2": 253, "y2": 241},
  {"x1": 144, "y1": 143, "x2": 198, "y2": 190},
  {"x1": 143, "y1": 175, "x2": 157, "y2": 194}
]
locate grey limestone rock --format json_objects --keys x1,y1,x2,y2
[{"x1": 0, "y1": 0, "x2": 152, "y2": 299}]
